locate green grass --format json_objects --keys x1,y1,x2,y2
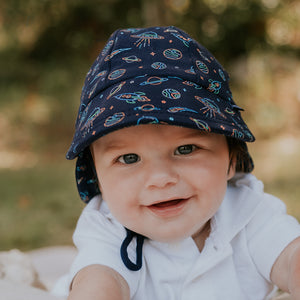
[{"x1": 0, "y1": 160, "x2": 84, "y2": 251}]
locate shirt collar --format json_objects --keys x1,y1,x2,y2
[{"x1": 212, "y1": 173, "x2": 265, "y2": 244}]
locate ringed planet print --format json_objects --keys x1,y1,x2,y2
[
  {"x1": 108, "y1": 69, "x2": 126, "y2": 80},
  {"x1": 162, "y1": 88, "x2": 181, "y2": 99},
  {"x1": 140, "y1": 77, "x2": 169, "y2": 86},
  {"x1": 163, "y1": 48, "x2": 183, "y2": 60}
]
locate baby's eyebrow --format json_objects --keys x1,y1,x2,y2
[{"x1": 101, "y1": 142, "x2": 129, "y2": 153}]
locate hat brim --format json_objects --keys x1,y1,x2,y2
[{"x1": 67, "y1": 76, "x2": 254, "y2": 160}]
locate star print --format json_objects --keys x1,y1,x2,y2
[{"x1": 150, "y1": 52, "x2": 156, "y2": 56}]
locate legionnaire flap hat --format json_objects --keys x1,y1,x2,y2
[{"x1": 66, "y1": 26, "x2": 255, "y2": 203}]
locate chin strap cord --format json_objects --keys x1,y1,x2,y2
[{"x1": 120, "y1": 228, "x2": 145, "y2": 271}]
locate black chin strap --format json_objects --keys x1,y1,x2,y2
[{"x1": 120, "y1": 228, "x2": 145, "y2": 271}]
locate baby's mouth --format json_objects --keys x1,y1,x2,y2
[
  {"x1": 151, "y1": 199, "x2": 184, "y2": 208},
  {"x1": 147, "y1": 198, "x2": 189, "y2": 218}
]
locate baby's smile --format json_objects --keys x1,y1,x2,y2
[{"x1": 147, "y1": 198, "x2": 190, "y2": 218}]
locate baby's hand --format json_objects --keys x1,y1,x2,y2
[
  {"x1": 271, "y1": 237, "x2": 300, "y2": 299},
  {"x1": 68, "y1": 265, "x2": 129, "y2": 300}
]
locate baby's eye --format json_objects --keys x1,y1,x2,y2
[
  {"x1": 118, "y1": 153, "x2": 140, "y2": 164},
  {"x1": 175, "y1": 144, "x2": 197, "y2": 155}
]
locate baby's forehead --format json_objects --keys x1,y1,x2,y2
[{"x1": 93, "y1": 124, "x2": 220, "y2": 147}]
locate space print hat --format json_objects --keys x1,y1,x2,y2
[{"x1": 67, "y1": 26, "x2": 255, "y2": 203}]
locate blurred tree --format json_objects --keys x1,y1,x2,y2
[{"x1": 1, "y1": 0, "x2": 299, "y2": 65}]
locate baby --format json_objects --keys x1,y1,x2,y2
[{"x1": 59, "y1": 26, "x2": 300, "y2": 299}]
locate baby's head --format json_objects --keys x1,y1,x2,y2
[
  {"x1": 67, "y1": 26, "x2": 254, "y2": 204},
  {"x1": 67, "y1": 26, "x2": 255, "y2": 269}
]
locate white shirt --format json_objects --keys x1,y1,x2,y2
[{"x1": 53, "y1": 174, "x2": 300, "y2": 300}]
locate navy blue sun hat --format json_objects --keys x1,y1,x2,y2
[{"x1": 67, "y1": 26, "x2": 255, "y2": 203}]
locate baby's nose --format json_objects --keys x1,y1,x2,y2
[{"x1": 144, "y1": 159, "x2": 179, "y2": 189}]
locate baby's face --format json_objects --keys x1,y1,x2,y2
[{"x1": 91, "y1": 124, "x2": 235, "y2": 244}]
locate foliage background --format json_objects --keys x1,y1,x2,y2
[{"x1": 0, "y1": 0, "x2": 299, "y2": 250}]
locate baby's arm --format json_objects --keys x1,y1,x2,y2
[
  {"x1": 271, "y1": 236, "x2": 300, "y2": 299},
  {"x1": 68, "y1": 265, "x2": 130, "y2": 300}
]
